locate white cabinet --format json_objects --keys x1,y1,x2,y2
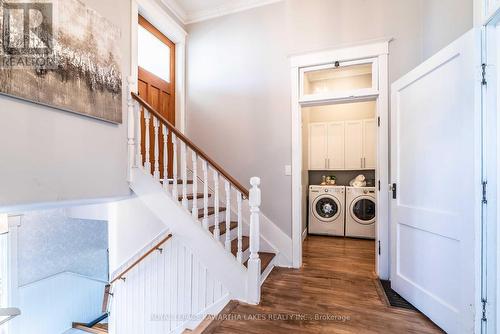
[
  {"x1": 344, "y1": 121, "x2": 364, "y2": 169},
  {"x1": 327, "y1": 122, "x2": 345, "y2": 169},
  {"x1": 363, "y1": 119, "x2": 377, "y2": 169},
  {"x1": 308, "y1": 122, "x2": 344, "y2": 170},
  {"x1": 308, "y1": 123, "x2": 328, "y2": 169},
  {"x1": 309, "y1": 119, "x2": 376, "y2": 170}
]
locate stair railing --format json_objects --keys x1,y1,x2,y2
[{"x1": 127, "y1": 78, "x2": 262, "y2": 303}]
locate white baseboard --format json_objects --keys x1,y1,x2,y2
[
  {"x1": 181, "y1": 294, "x2": 231, "y2": 332},
  {"x1": 302, "y1": 228, "x2": 308, "y2": 241}
]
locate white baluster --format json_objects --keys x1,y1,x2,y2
[
  {"x1": 144, "y1": 110, "x2": 151, "y2": 173},
  {"x1": 181, "y1": 143, "x2": 188, "y2": 209},
  {"x1": 236, "y1": 192, "x2": 243, "y2": 263},
  {"x1": 172, "y1": 134, "x2": 178, "y2": 200},
  {"x1": 213, "y1": 170, "x2": 220, "y2": 241},
  {"x1": 224, "y1": 180, "x2": 231, "y2": 252},
  {"x1": 127, "y1": 77, "x2": 136, "y2": 182},
  {"x1": 135, "y1": 103, "x2": 142, "y2": 168},
  {"x1": 191, "y1": 152, "x2": 198, "y2": 218},
  {"x1": 162, "y1": 125, "x2": 169, "y2": 191},
  {"x1": 153, "y1": 116, "x2": 160, "y2": 181},
  {"x1": 202, "y1": 160, "x2": 209, "y2": 230},
  {"x1": 247, "y1": 177, "x2": 261, "y2": 304}
]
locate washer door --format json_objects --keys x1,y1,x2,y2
[
  {"x1": 312, "y1": 194, "x2": 341, "y2": 222},
  {"x1": 350, "y1": 196, "x2": 376, "y2": 225}
]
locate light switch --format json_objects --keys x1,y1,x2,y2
[{"x1": 285, "y1": 165, "x2": 292, "y2": 176}]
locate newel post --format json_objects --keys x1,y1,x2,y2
[
  {"x1": 247, "y1": 176, "x2": 261, "y2": 304},
  {"x1": 127, "y1": 76, "x2": 136, "y2": 182}
]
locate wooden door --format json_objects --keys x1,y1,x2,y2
[
  {"x1": 362, "y1": 119, "x2": 377, "y2": 169},
  {"x1": 138, "y1": 15, "x2": 175, "y2": 178},
  {"x1": 308, "y1": 123, "x2": 328, "y2": 170},
  {"x1": 327, "y1": 122, "x2": 345, "y2": 169},
  {"x1": 344, "y1": 120, "x2": 363, "y2": 169},
  {"x1": 390, "y1": 30, "x2": 477, "y2": 333}
]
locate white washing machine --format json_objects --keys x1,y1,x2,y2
[
  {"x1": 309, "y1": 185, "x2": 345, "y2": 236},
  {"x1": 345, "y1": 187, "x2": 376, "y2": 239}
]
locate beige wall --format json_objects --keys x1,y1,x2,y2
[
  {"x1": 421, "y1": 0, "x2": 473, "y2": 59},
  {"x1": 186, "y1": 0, "x2": 472, "y2": 236}
]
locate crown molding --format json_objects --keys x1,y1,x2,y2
[
  {"x1": 186, "y1": 0, "x2": 284, "y2": 24},
  {"x1": 161, "y1": 0, "x2": 188, "y2": 23},
  {"x1": 160, "y1": 0, "x2": 284, "y2": 25}
]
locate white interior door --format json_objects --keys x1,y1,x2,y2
[
  {"x1": 308, "y1": 123, "x2": 328, "y2": 170},
  {"x1": 390, "y1": 29, "x2": 479, "y2": 333},
  {"x1": 344, "y1": 121, "x2": 363, "y2": 169},
  {"x1": 327, "y1": 122, "x2": 345, "y2": 169}
]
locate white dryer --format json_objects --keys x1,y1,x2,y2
[
  {"x1": 345, "y1": 187, "x2": 376, "y2": 239},
  {"x1": 309, "y1": 185, "x2": 345, "y2": 236}
]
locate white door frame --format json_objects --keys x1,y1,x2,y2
[
  {"x1": 289, "y1": 40, "x2": 390, "y2": 278},
  {"x1": 482, "y1": 12, "x2": 500, "y2": 333},
  {"x1": 130, "y1": 0, "x2": 188, "y2": 132}
]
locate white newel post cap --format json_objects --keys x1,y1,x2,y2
[{"x1": 249, "y1": 177, "x2": 261, "y2": 207}]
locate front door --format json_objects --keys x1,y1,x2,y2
[
  {"x1": 137, "y1": 15, "x2": 175, "y2": 178},
  {"x1": 390, "y1": 29, "x2": 479, "y2": 333}
]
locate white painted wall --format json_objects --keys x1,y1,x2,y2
[
  {"x1": 108, "y1": 197, "x2": 165, "y2": 273},
  {"x1": 17, "y1": 272, "x2": 106, "y2": 334},
  {"x1": 186, "y1": 0, "x2": 472, "y2": 236}
]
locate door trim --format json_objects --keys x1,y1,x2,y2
[
  {"x1": 131, "y1": 0, "x2": 187, "y2": 132},
  {"x1": 289, "y1": 40, "x2": 390, "y2": 278}
]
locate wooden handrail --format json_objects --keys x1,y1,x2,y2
[
  {"x1": 110, "y1": 234, "x2": 172, "y2": 284},
  {"x1": 131, "y1": 92, "x2": 250, "y2": 198}
]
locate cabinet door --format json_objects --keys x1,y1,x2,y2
[
  {"x1": 363, "y1": 119, "x2": 377, "y2": 169},
  {"x1": 327, "y1": 122, "x2": 345, "y2": 169},
  {"x1": 344, "y1": 121, "x2": 363, "y2": 169},
  {"x1": 309, "y1": 123, "x2": 328, "y2": 170}
]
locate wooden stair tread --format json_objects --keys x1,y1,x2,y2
[
  {"x1": 72, "y1": 323, "x2": 108, "y2": 334},
  {"x1": 178, "y1": 193, "x2": 211, "y2": 201},
  {"x1": 208, "y1": 221, "x2": 238, "y2": 235},
  {"x1": 197, "y1": 206, "x2": 226, "y2": 219},
  {"x1": 231, "y1": 236, "x2": 250, "y2": 256},
  {"x1": 162, "y1": 179, "x2": 194, "y2": 185},
  {"x1": 244, "y1": 252, "x2": 276, "y2": 274}
]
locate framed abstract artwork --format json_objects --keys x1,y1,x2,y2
[{"x1": 0, "y1": 0, "x2": 123, "y2": 123}]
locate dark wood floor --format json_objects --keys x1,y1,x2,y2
[{"x1": 204, "y1": 236, "x2": 444, "y2": 334}]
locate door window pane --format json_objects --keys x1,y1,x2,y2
[
  {"x1": 138, "y1": 26, "x2": 171, "y2": 82},
  {"x1": 303, "y1": 62, "x2": 373, "y2": 96}
]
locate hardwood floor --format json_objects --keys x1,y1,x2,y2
[{"x1": 204, "y1": 236, "x2": 444, "y2": 334}]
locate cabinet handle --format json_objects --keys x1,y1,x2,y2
[
  {"x1": 328, "y1": 158, "x2": 330, "y2": 169},
  {"x1": 361, "y1": 157, "x2": 363, "y2": 168},
  {"x1": 325, "y1": 158, "x2": 327, "y2": 169},
  {"x1": 363, "y1": 157, "x2": 366, "y2": 168}
]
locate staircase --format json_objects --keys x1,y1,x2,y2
[{"x1": 106, "y1": 79, "x2": 278, "y2": 332}]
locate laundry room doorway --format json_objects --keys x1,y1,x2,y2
[{"x1": 289, "y1": 41, "x2": 390, "y2": 279}]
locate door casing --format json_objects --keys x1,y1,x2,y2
[{"x1": 289, "y1": 40, "x2": 390, "y2": 279}]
